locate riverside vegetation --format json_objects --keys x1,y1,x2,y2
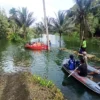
[
  {"x1": 0, "y1": 0, "x2": 100, "y2": 100},
  {"x1": 0, "y1": 72, "x2": 64, "y2": 100}
]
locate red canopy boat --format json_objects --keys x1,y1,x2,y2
[{"x1": 25, "y1": 42, "x2": 48, "y2": 50}]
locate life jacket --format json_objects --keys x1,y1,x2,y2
[
  {"x1": 82, "y1": 40, "x2": 86, "y2": 48},
  {"x1": 68, "y1": 59, "x2": 75, "y2": 70}
]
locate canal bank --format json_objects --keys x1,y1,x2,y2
[
  {"x1": 0, "y1": 35, "x2": 100, "y2": 100},
  {"x1": 0, "y1": 72, "x2": 64, "y2": 100}
]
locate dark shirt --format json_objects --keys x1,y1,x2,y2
[{"x1": 78, "y1": 63, "x2": 87, "y2": 77}]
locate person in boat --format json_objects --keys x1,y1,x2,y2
[
  {"x1": 82, "y1": 51, "x2": 88, "y2": 65},
  {"x1": 49, "y1": 40, "x2": 51, "y2": 47},
  {"x1": 37, "y1": 42, "x2": 41, "y2": 46},
  {"x1": 79, "y1": 47, "x2": 83, "y2": 54},
  {"x1": 76, "y1": 58, "x2": 87, "y2": 77},
  {"x1": 29, "y1": 42, "x2": 32, "y2": 45},
  {"x1": 78, "y1": 38, "x2": 87, "y2": 54},
  {"x1": 67, "y1": 54, "x2": 76, "y2": 70},
  {"x1": 78, "y1": 52, "x2": 99, "y2": 75},
  {"x1": 78, "y1": 51, "x2": 88, "y2": 65},
  {"x1": 78, "y1": 50, "x2": 88, "y2": 64},
  {"x1": 81, "y1": 38, "x2": 87, "y2": 52}
]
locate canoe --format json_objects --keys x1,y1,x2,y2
[
  {"x1": 25, "y1": 43, "x2": 48, "y2": 50},
  {"x1": 62, "y1": 58, "x2": 100, "y2": 94}
]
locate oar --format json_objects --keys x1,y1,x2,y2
[{"x1": 68, "y1": 67, "x2": 79, "y2": 78}]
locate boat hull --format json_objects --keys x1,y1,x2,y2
[
  {"x1": 25, "y1": 43, "x2": 48, "y2": 50},
  {"x1": 62, "y1": 58, "x2": 100, "y2": 94}
]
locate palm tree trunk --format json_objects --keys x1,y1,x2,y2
[
  {"x1": 80, "y1": 22, "x2": 84, "y2": 46},
  {"x1": 80, "y1": 22, "x2": 82, "y2": 40}
]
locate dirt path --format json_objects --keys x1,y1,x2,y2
[
  {"x1": 0, "y1": 73, "x2": 31, "y2": 100},
  {"x1": 0, "y1": 73, "x2": 64, "y2": 100}
]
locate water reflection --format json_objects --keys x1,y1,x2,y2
[{"x1": 0, "y1": 42, "x2": 31, "y2": 73}]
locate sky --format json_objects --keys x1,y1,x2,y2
[{"x1": 0, "y1": 0, "x2": 75, "y2": 22}]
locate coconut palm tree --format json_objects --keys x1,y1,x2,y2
[
  {"x1": 8, "y1": 19, "x2": 19, "y2": 34},
  {"x1": 50, "y1": 11, "x2": 75, "y2": 47},
  {"x1": 9, "y1": 8, "x2": 17, "y2": 17},
  {"x1": 74, "y1": 0, "x2": 100, "y2": 39},
  {"x1": 35, "y1": 22, "x2": 44, "y2": 38},
  {"x1": 35, "y1": 17, "x2": 54, "y2": 36},
  {"x1": 9, "y1": 7, "x2": 35, "y2": 39}
]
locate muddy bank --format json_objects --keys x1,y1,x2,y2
[{"x1": 0, "y1": 72, "x2": 64, "y2": 100}]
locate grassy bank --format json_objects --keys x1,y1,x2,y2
[
  {"x1": 0, "y1": 72, "x2": 64, "y2": 100},
  {"x1": 63, "y1": 34, "x2": 100, "y2": 46},
  {"x1": 63, "y1": 35, "x2": 100, "y2": 53}
]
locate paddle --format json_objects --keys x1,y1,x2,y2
[{"x1": 68, "y1": 67, "x2": 79, "y2": 78}]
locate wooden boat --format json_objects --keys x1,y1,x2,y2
[
  {"x1": 62, "y1": 58, "x2": 100, "y2": 94},
  {"x1": 25, "y1": 42, "x2": 48, "y2": 50}
]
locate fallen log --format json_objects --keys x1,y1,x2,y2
[{"x1": 60, "y1": 48, "x2": 100, "y2": 62}]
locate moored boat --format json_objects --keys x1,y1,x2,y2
[
  {"x1": 25, "y1": 42, "x2": 48, "y2": 50},
  {"x1": 62, "y1": 58, "x2": 100, "y2": 94}
]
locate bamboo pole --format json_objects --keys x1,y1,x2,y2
[{"x1": 42, "y1": 0, "x2": 50, "y2": 50}]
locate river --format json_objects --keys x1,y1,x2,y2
[{"x1": 0, "y1": 35, "x2": 100, "y2": 100}]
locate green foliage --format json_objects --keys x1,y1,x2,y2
[
  {"x1": 0, "y1": 9, "x2": 9, "y2": 38},
  {"x1": 32, "y1": 75, "x2": 54, "y2": 88},
  {"x1": 89, "y1": 16, "x2": 99, "y2": 34},
  {"x1": 51, "y1": 11, "x2": 75, "y2": 34},
  {"x1": 9, "y1": 7, "x2": 35, "y2": 39},
  {"x1": 50, "y1": 11, "x2": 75, "y2": 47},
  {"x1": 24, "y1": 73, "x2": 64, "y2": 100},
  {"x1": 9, "y1": 8, "x2": 17, "y2": 16},
  {"x1": 90, "y1": 37, "x2": 100, "y2": 45},
  {"x1": 7, "y1": 33, "x2": 24, "y2": 43},
  {"x1": 68, "y1": 0, "x2": 100, "y2": 39},
  {"x1": 71, "y1": 31, "x2": 79, "y2": 38},
  {"x1": 63, "y1": 34, "x2": 80, "y2": 43},
  {"x1": 8, "y1": 19, "x2": 19, "y2": 34},
  {"x1": 26, "y1": 28, "x2": 35, "y2": 40},
  {"x1": 34, "y1": 22, "x2": 44, "y2": 38},
  {"x1": 0, "y1": 1, "x2": 100, "y2": 43}
]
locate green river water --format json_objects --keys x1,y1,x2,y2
[{"x1": 0, "y1": 35, "x2": 100, "y2": 100}]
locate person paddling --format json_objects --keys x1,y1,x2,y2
[
  {"x1": 82, "y1": 51, "x2": 88, "y2": 65},
  {"x1": 76, "y1": 58, "x2": 88, "y2": 77}
]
